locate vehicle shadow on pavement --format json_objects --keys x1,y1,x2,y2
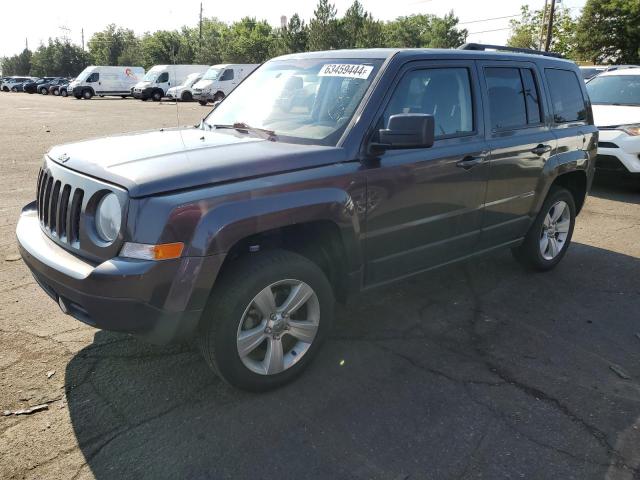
[
  {"x1": 590, "y1": 174, "x2": 640, "y2": 204},
  {"x1": 64, "y1": 243, "x2": 640, "y2": 480}
]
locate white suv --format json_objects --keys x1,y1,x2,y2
[{"x1": 586, "y1": 68, "x2": 640, "y2": 176}]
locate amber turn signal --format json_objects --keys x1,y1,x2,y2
[{"x1": 120, "y1": 242, "x2": 184, "y2": 260}]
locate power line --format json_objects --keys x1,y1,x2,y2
[
  {"x1": 458, "y1": 14, "x2": 520, "y2": 25},
  {"x1": 467, "y1": 27, "x2": 512, "y2": 35}
]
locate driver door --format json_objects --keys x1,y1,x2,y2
[{"x1": 363, "y1": 60, "x2": 490, "y2": 286}]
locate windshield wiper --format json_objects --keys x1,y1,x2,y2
[{"x1": 212, "y1": 122, "x2": 277, "y2": 140}]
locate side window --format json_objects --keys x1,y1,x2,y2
[
  {"x1": 545, "y1": 68, "x2": 587, "y2": 123},
  {"x1": 382, "y1": 67, "x2": 474, "y2": 138},
  {"x1": 521, "y1": 69, "x2": 541, "y2": 124},
  {"x1": 220, "y1": 69, "x2": 234, "y2": 81},
  {"x1": 86, "y1": 72, "x2": 99, "y2": 83},
  {"x1": 485, "y1": 67, "x2": 527, "y2": 130},
  {"x1": 156, "y1": 72, "x2": 169, "y2": 83}
]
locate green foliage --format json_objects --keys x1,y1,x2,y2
[
  {"x1": 576, "y1": 0, "x2": 640, "y2": 64},
  {"x1": 30, "y1": 39, "x2": 90, "y2": 76},
  {"x1": 278, "y1": 14, "x2": 309, "y2": 55},
  {"x1": 193, "y1": 18, "x2": 227, "y2": 65},
  {"x1": 308, "y1": 0, "x2": 342, "y2": 50},
  {"x1": 507, "y1": 5, "x2": 579, "y2": 58},
  {"x1": 221, "y1": 17, "x2": 275, "y2": 63},
  {"x1": 1, "y1": 48, "x2": 33, "y2": 76},
  {"x1": 87, "y1": 24, "x2": 139, "y2": 66},
  {"x1": 384, "y1": 12, "x2": 467, "y2": 48}
]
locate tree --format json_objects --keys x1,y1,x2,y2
[
  {"x1": 1, "y1": 48, "x2": 32, "y2": 75},
  {"x1": 340, "y1": 0, "x2": 384, "y2": 48},
  {"x1": 507, "y1": 5, "x2": 579, "y2": 58},
  {"x1": 576, "y1": 0, "x2": 640, "y2": 64},
  {"x1": 194, "y1": 18, "x2": 228, "y2": 65},
  {"x1": 276, "y1": 14, "x2": 309, "y2": 55},
  {"x1": 140, "y1": 29, "x2": 195, "y2": 68},
  {"x1": 221, "y1": 18, "x2": 274, "y2": 63},
  {"x1": 308, "y1": 0, "x2": 342, "y2": 51},
  {"x1": 384, "y1": 12, "x2": 466, "y2": 48},
  {"x1": 29, "y1": 39, "x2": 89, "y2": 76},
  {"x1": 88, "y1": 25, "x2": 140, "y2": 66}
]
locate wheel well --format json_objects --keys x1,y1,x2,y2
[
  {"x1": 551, "y1": 171, "x2": 587, "y2": 213},
  {"x1": 220, "y1": 221, "x2": 350, "y2": 302}
]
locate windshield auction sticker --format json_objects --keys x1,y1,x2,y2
[{"x1": 318, "y1": 64, "x2": 374, "y2": 79}]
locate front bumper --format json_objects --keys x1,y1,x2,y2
[
  {"x1": 16, "y1": 203, "x2": 223, "y2": 344},
  {"x1": 133, "y1": 87, "x2": 153, "y2": 100},
  {"x1": 597, "y1": 129, "x2": 640, "y2": 173}
]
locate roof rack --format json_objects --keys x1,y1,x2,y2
[{"x1": 458, "y1": 43, "x2": 564, "y2": 59}]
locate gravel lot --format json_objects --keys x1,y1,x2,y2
[{"x1": 1, "y1": 92, "x2": 639, "y2": 480}]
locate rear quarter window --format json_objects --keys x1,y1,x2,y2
[{"x1": 545, "y1": 69, "x2": 587, "y2": 123}]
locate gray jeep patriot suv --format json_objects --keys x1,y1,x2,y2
[{"x1": 17, "y1": 45, "x2": 597, "y2": 390}]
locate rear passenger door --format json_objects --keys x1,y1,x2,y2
[
  {"x1": 477, "y1": 61, "x2": 556, "y2": 249},
  {"x1": 363, "y1": 60, "x2": 490, "y2": 285}
]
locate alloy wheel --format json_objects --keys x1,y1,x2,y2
[
  {"x1": 540, "y1": 200, "x2": 571, "y2": 260},
  {"x1": 236, "y1": 279, "x2": 320, "y2": 376}
]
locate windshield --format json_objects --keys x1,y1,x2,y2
[
  {"x1": 204, "y1": 58, "x2": 383, "y2": 145},
  {"x1": 587, "y1": 75, "x2": 640, "y2": 106},
  {"x1": 143, "y1": 70, "x2": 162, "y2": 82},
  {"x1": 202, "y1": 68, "x2": 222, "y2": 81},
  {"x1": 75, "y1": 68, "x2": 93, "y2": 82},
  {"x1": 181, "y1": 73, "x2": 201, "y2": 87}
]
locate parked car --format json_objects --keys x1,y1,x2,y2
[
  {"x1": 1, "y1": 76, "x2": 31, "y2": 92},
  {"x1": 23, "y1": 77, "x2": 57, "y2": 94},
  {"x1": 166, "y1": 72, "x2": 204, "y2": 101},
  {"x1": 580, "y1": 64, "x2": 640, "y2": 82},
  {"x1": 192, "y1": 64, "x2": 259, "y2": 105},
  {"x1": 68, "y1": 66, "x2": 144, "y2": 99},
  {"x1": 586, "y1": 68, "x2": 640, "y2": 177},
  {"x1": 49, "y1": 78, "x2": 72, "y2": 96},
  {"x1": 132, "y1": 65, "x2": 209, "y2": 101},
  {"x1": 16, "y1": 45, "x2": 597, "y2": 391},
  {"x1": 0, "y1": 77, "x2": 31, "y2": 92},
  {"x1": 38, "y1": 77, "x2": 67, "y2": 95}
]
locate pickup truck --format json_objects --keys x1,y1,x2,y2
[{"x1": 16, "y1": 45, "x2": 597, "y2": 391}]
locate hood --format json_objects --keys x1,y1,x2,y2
[
  {"x1": 193, "y1": 79, "x2": 213, "y2": 90},
  {"x1": 134, "y1": 80, "x2": 152, "y2": 89},
  {"x1": 592, "y1": 104, "x2": 640, "y2": 127},
  {"x1": 48, "y1": 128, "x2": 345, "y2": 197}
]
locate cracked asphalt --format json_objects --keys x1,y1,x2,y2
[{"x1": 1, "y1": 93, "x2": 639, "y2": 480}]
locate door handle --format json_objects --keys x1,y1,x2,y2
[
  {"x1": 531, "y1": 144, "x2": 552, "y2": 155},
  {"x1": 456, "y1": 153, "x2": 487, "y2": 170}
]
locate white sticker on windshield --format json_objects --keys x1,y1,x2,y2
[{"x1": 318, "y1": 64, "x2": 374, "y2": 79}]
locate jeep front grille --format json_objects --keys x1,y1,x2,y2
[{"x1": 36, "y1": 168, "x2": 84, "y2": 245}]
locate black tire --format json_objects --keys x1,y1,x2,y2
[
  {"x1": 53, "y1": 89, "x2": 59, "y2": 96},
  {"x1": 181, "y1": 91, "x2": 192, "y2": 102},
  {"x1": 512, "y1": 186, "x2": 576, "y2": 271},
  {"x1": 61, "y1": 90, "x2": 68, "y2": 97},
  {"x1": 213, "y1": 92, "x2": 225, "y2": 102},
  {"x1": 197, "y1": 249, "x2": 334, "y2": 391},
  {"x1": 11, "y1": 87, "x2": 17, "y2": 92},
  {"x1": 152, "y1": 90, "x2": 162, "y2": 101},
  {"x1": 198, "y1": 100, "x2": 207, "y2": 106},
  {"x1": 40, "y1": 87, "x2": 48, "y2": 95},
  {"x1": 82, "y1": 89, "x2": 93, "y2": 100},
  {"x1": 121, "y1": 95, "x2": 127, "y2": 99}
]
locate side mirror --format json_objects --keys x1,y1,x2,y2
[{"x1": 378, "y1": 114, "x2": 435, "y2": 149}]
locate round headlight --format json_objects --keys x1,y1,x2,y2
[{"x1": 95, "y1": 193, "x2": 121, "y2": 243}]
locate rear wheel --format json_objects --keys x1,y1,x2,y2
[
  {"x1": 61, "y1": 90, "x2": 68, "y2": 97},
  {"x1": 11, "y1": 87, "x2": 17, "y2": 92},
  {"x1": 53, "y1": 89, "x2": 59, "y2": 96},
  {"x1": 512, "y1": 186, "x2": 576, "y2": 271},
  {"x1": 198, "y1": 100, "x2": 207, "y2": 106},
  {"x1": 197, "y1": 250, "x2": 334, "y2": 391}
]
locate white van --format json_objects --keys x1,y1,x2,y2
[
  {"x1": 132, "y1": 65, "x2": 210, "y2": 101},
  {"x1": 69, "y1": 66, "x2": 144, "y2": 100},
  {"x1": 192, "y1": 64, "x2": 259, "y2": 105}
]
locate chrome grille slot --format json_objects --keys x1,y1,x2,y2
[{"x1": 36, "y1": 169, "x2": 85, "y2": 246}]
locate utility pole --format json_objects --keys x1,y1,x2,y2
[
  {"x1": 25, "y1": 38, "x2": 29, "y2": 51},
  {"x1": 81, "y1": 28, "x2": 85, "y2": 51},
  {"x1": 199, "y1": 2, "x2": 203, "y2": 49},
  {"x1": 538, "y1": 0, "x2": 549, "y2": 50},
  {"x1": 544, "y1": 0, "x2": 556, "y2": 52}
]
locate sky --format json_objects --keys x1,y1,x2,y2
[{"x1": 0, "y1": 0, "x2": 587, "y2": 58}]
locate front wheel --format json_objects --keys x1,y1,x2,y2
[
  {"x1": 512, "y1": 186, "x2": 576, "y2": 271},
  {"x1": 152, "y1": 90, "x2": 162, "y2": 101},
  {"x1": 181, "y1": 91, "x2": 192, "y2": 102},
  {"x1": 197, "y1": 250, "x2": 334, "y2": 391},
  {"x1": 198, "y1": 100, "x2": 207, "y2": 106},
  {"x1": 82, "y1": 89, "x2": 93, "y2": 100},
  {"x1": 40, "y1": 87, "x2": 48, "y2": 95}
]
